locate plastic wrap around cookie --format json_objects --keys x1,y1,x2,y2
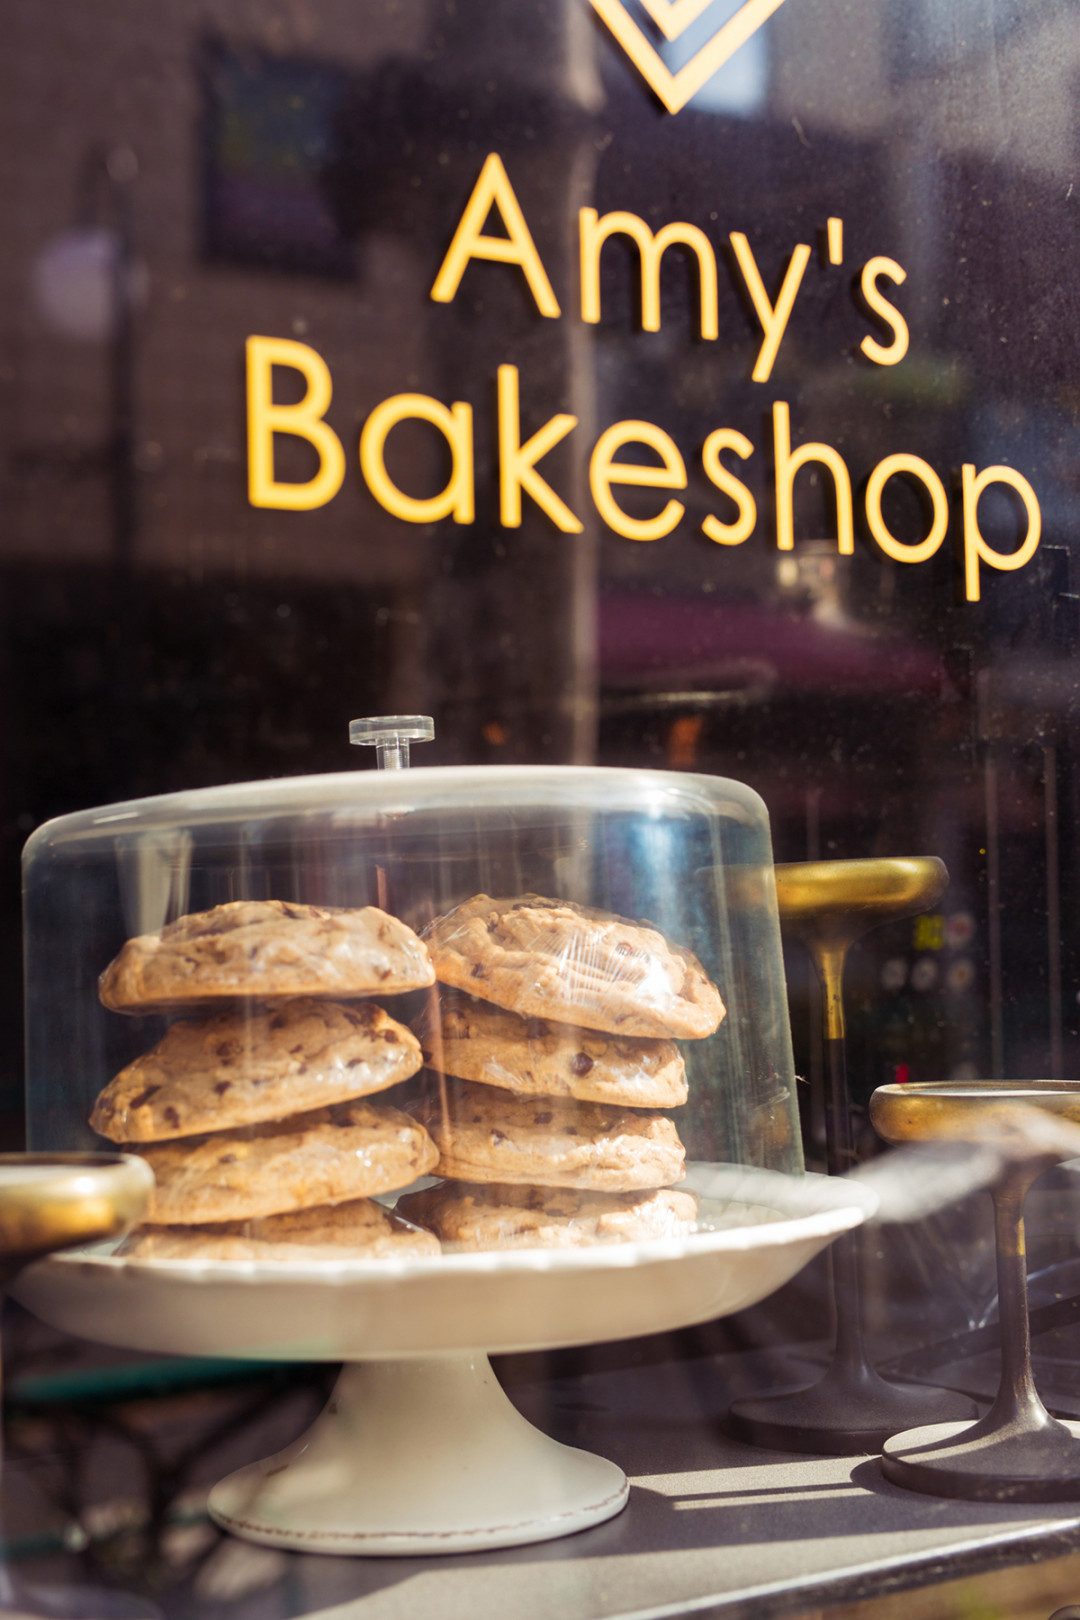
[
  {"x1": 91, "y1": 998, "x2": 424, "y2": 1143},
  {"x1": 422, "y1": 894, "x2": 725, "y2": 1041},
  {"x1": 88, "y1": 900, "x2": 441, "y2": 1261},
  {"x1": 415, "y1": 989, "x2": 689, "y2": 1108},
  {"x1": 98, "y1": 899, "x2": 435, "y2": 1013},
  {"x1": 84, "y1": 884, "x2": 738, "y2": 1261},
  {"x1": 404, "y1": 891, "x2": 723, "y2": 1243}
]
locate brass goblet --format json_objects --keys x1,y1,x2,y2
[
  {"x1": 0, "y1": 1153, "x2": 154, "y2": 1617},
  {"x1": 726, "y1": 858, "x2": 977, "y2": 1454},
  {"x1": 873, "y1": 1081, "x2": 1080, "y2": 1501},
  {"x1": 0, "y1": 1153, "x2": 151, "y2": 1282}
]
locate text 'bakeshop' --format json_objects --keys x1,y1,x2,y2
[{"x1": 243, "y1": 151, "x2": 1042, "y2": 605}]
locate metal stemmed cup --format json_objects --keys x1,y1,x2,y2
[
  {"x1": 872, "y1": 1081, "x2": 1080, "y2": 1500},
  {"x1": 0, "y1": 1153, "x2": 154, "y2": 1616},
  {"x1": 726, "y1": 858, "x2": 978, "y2": 1454},
  {"x1": 0, "y1": 1154, "x2": 150, "y2": 1285}
]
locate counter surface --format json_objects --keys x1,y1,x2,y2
[{"x1": 7, "y1": 1342, "x2": 1080, "y2": 1620}]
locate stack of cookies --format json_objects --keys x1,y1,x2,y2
[
  {"x1": 400, "y1": 894, "x2": 725, "y2": 1250},
  {"x1": 91, "y1": 899, "x2": 442, "y2": 1261}
]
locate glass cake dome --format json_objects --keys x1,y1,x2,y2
[{"x1": 22, "y1": 753, "x2": 803, "y2": 1261}]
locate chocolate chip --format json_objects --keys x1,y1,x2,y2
[
  {"x1": 164, "y1": 1106, "x2": 181, "y2": 1128},
  {"x1": 346, "y1": 1057, "x2": 365, "y2": 1068},
  {"x1": 491, "y1": 1130, "x2": 507, "y2": 1144},
  {"x1": 214, "y1": 1081, "x2": 232, "y2": 1096},
  {"x1": 129, "y1": 1087, "x2": 160, "y2": 1109},
  {"x1": 566, "y1": 1127, "x2": 579, "y2": 1136},
  {"x1": 378, "y1": 967, "x2": 391, "y2": 980},
  {"x1": 534, "y1": 1111, "x2": 553, "y2": 1125},
  {"x1": 570, "y1": 1053, "x2": 594, "y2": 1077},
  {"x1": 383, "y1": 1031, "x2": 399, "y2": 1044},
  {"x1": 471, "y1": 964, "x2": 486, "y2": 978},
  {"x1": 269, "y1": 1014, "x2": 287, "y2": 1030}
]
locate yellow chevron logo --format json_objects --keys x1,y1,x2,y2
[{"x1": 590, "y1": 0, "x2": 788, "y2": 113}]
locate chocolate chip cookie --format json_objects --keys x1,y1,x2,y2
[
  {"x1": 91, "y1": 998, "x2": 423, "y2": 1143},
  {"x1": 417, "y1": 989, "x2": 687, "y2": 1108},
  {"x1": 121, "y1": 1197, "x2": 440, "y2": 1260},
  {"x1": 398, "y1": 1180, "x2": 698, "y2": 1250},
  {"x1": 411, "y1": 1080, "x2": 685, "y2": 1192},
  {"x1": 424, "y1": 894, "x2": 723, "y2": 1040},
  {"x1": 138, "y1": 1099, "x2": 438, "y2": 1224},
  {"x1": 100, "y1": 899, "x2": 435, "y2": 1013}
]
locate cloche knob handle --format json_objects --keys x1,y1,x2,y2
[{"x1": 349, "y1": 715, "x2": 434, "y2": 771}]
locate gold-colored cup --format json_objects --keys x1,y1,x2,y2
[
  {"x1": 776, "y1": 857, "x2": 947, "y2": 1043},
  {"x1": 0, "y1": 1153, "x2": 152, "y2": 1281},
  {"x1": 871, "y1": 1080, "x2": 1080, "y2": 1144}
]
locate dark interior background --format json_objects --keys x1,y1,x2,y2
[{"x1": 1, "y1": 0, "x2": 1077, "y2": 1149}]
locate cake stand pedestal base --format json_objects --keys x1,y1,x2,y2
[{"x1": 207, "y1": 1354, "x2": 628, "y2": 1555}]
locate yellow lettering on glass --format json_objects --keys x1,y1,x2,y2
[
  {"x1": 961, "y1": 463, "x2": 1042, "y2": 603},
  {"x1": 865, "y1": 453, "x2": 948, "y2": 564},
  {"x1": 430, "y1": 153, "x2": 560, "y2": 317},
  {"x1": 497, "y1": 365, "x2": 581, "y2": 532},
  {"x1": 701, "y1": 428, "x2": 755, "y2": 545},
  {"x1": 729, "y1": 233, "x2": 812, "y2": 382},
  {"x1": 773, "y1": 401, "x2": 854, "y2": 554},
  {"x1": 359, "y1": 393, "x2": 474, "y2": 524},
  {"x1": 859, "y1": 256, "x2": 909, "y2": 366},
  {"x1": 589, "y1": 420, "x2": 687, "y2": 541},
  {"x1": 246, "y1": 335, "x2": 345, "y2": 511},
  {"x1": 579, "y1": 208, "x2": 719, "y2": 339}
]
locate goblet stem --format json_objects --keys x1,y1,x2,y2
[
  {"x1": 824, "y1": 1030, "x2": 856, "y2": 1178},
  {"x1": 982, "y1": 1162, "x2": 1054, "y2": 1436},
  {"x1": 725, "y1": 907, "x2": 976, "y2": 1452},
  {"x1": 831, "y1": 1231, "x2": 868, "y2": 1372},
  {"x1": 824, "y1": 1025, "x2": 872, "y2": 1377}
]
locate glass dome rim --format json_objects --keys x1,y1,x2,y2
[{"x1": 22, "y1": 763, "x2": 770, "y2": 857}]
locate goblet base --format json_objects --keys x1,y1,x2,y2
[
  {"x1": 882, "y1": 1416, "x2": 1080, "y2": 1501},
  {"x1": 726, "y1": 1365, "x2": 977, "y2": 1456}
]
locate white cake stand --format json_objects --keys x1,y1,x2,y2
[{"x1": 14, "y1": 1165, "x2": 874, "y2": 1556}]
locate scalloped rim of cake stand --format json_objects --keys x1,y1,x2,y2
[{"x1": 13, "y1": 1166, "x2": 876, "y2": 1361}]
